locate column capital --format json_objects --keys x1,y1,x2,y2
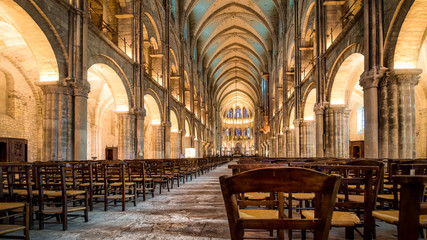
[
  {"x1": 136, "y1": 108, "x2": 146, "y2": 117},
  {"x1": 36, "y1": 82, "x2": 72, "y2": 95},
  {"x1": 382, "y1": 68, "x2": 422, "y2": 87},
  {"x1": 72, "y1": 80, "x2": 91, "y2": 97},
  {"x1": 162, "y1": 121, "x2": 172, "y2": 127},
  {"x1": 314, "y1": 103, "x2": 327, "y2": 115},
  {"x1": 326, "y1": 105, "x2": 351, "y2": 116},
  {"x1": 116, "y1": 111, "x2": 136, "y2": 118},
  {"x1": 360, "y1": 67, "x2": 388, "y2": 90},
  {"x1": 293, "y1": 118, "x2": 303, "y2": 127}
]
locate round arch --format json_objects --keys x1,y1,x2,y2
[
  {"x1": 88, "y1": 63, "x2": 130, "y2": 112},
  {"x1": 0, "y1": 1, "x2": 61, "y2": 82},
  {"x1": 329, "y1": 52, "x2": 364, "y2": 105},
  {"x1": 303, "y1": 86, "x2": 316, "y2": 121},
  {"x1": 394, "y1": 0, "x2": 427, "y2": 69}
]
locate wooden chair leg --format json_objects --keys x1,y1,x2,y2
[
  {"x1": 24, "y1": 204, "x2": 29, "y2": 240},
  {"x1": 122, "y1": 187, "x2": 126, "y2": 211},
  {"x1": 345, "y1": 227, "x2": 354, "y2": 240},
  {"x1": 62, "y1": 211, "x2": 67, "y2": 231},
  {"x1": 85, "y1": 192, "x2": 89, "y2": 222}
]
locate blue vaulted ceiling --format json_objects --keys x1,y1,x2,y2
[{"x1": 183, "y1": 0, "x2": 280, "y2": 114}]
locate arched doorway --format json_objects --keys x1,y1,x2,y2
[
  {"x1": 328, "y1": 52, "x2": 364, "y2": 157},
  {"x1": 87, "y1": 63, "x2": 131, "y2": 160},
  {"x1": 144, "y1": 94, "x2": 163, "y2": 158},
  {"x1": 0, "y1": 1, "x2": 60, "y2": 161},
  {"x1": 170, "y1": 110, "x2": 181, "y2": 158}
]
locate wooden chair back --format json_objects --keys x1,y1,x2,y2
[
  {"x1": 1, "y1": 163, "x2": 34, "y2": 228},
  {"x1": 220, "y1": 167, "x2": 341, "y2": 240}
]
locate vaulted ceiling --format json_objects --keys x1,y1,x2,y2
[{"x1": 182, "y1": 0, "x2": 280, "y2": 116}]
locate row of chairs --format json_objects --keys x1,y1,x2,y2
[
  {"x1": 0, "y1": 157, "x2": 230, "y2": 239},
  {"x1": 224, "y1": 157, "x2": 427, "y2": 240}
]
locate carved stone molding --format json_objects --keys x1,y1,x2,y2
[
  {"x1": 36, "y1": 82, "x2": 72, "y2": 95},
  {"x1": 72, "y1": 81, "x2": 91, "y2": 97},
  {"x1": 359, "y1": 67, "x2": 388, "y2": 90},
  {"x1": 381, "y1": 68, "x2": 422, "y2": 87}
]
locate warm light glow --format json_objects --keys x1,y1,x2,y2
[
  {"x1": 289, "y1": 126, "x2": 295, "y2": 130},
  {"x1": 331, "y1": 100, "x2": 345, "y2": 105},
  {"x1": 152, "y1": 119, "x2": 161, "y2": 125},
  {"x1": 394, "y1": 62, "x2": 417, "y2": 69},
  {"x1": 39, "y1": 75, "x2": 58, "y2": 82},
  {"x1": 304, "y1": 116, "x2": 314, "y2": 121},
  {"x1": 171, "y1": 129, "x2": 179, "y2": 133},
  {"x1": 185, "y1": 148, "x2": 196, "y2": 158},
  {"x1": 116, "y1": 105, "x2": 129, "y2": 112}
]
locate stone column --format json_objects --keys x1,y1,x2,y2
[
  {"x1": 90, "y1": 123, "x2": 98, "y2": 159},
  {"x1": 277, "y1": 133, "x2": 285, "y2": 157},
  {"x1": 294, "y1": 119, "x2": 302, "y2": 157},
  {"x1": 152, "y1": 124, "x2": 164, "y2": 158},
  {"x1": 325, "y1": 106, "x2": 351, "y2": 157},
  {"x1": 314, "y1": 103, "x2": 325, "y2": 157},
  {"x1": 102, "y1": 0, "x2": 109, "y2": 34},
  {"x1": 194, "y1": 139, "x2": 199, "y2": 157},
  {"x1": 299, "y1": 120, "x2": 316, "y2": 157},
  {"x1": 117, "y1": 112, "x2": 135, "y2": 160},
  {"x1": 38, "y1": 84, "x2": 73, "y2": 161},
  {"x1": 285, "y1": 129, "x2": 295, "y2": 157},
  {"x1": 270, "y1": 136, "x2": 276, "y2": 157},
  {"x1": 73, "y1": 81, "x2": 90, "y2": 160},
  {"x1": 417, "y1": 108, "x2": 427, "y2": 158},
  {"x1": 170, "y1": 130, "x2": 182, "y2": 158},
  {"x1": 163, "y1": 121, "x2": 171, "y2": 158},
  {"x1": 136, "y1": 110, "x2": 145, "y2": 158},
  {"x1": 379, "y1": 69, "x2": 420, "y2": 159}
]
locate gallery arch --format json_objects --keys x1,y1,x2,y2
[
  {"x1": 144, "y1": 93, "x2": 163, "y2": 159},
  {"x1": 87, "y1": 63, "x2": 133, "y2": 160},
  {"x1": 325, "y1": 52, "x2": 364, "y2": 158},
  {"x1": 0, "y1": 0, "x2": 62, "y2": 162}
]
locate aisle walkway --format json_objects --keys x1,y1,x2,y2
[
  {"x1": 29, "y1": 162, "x2": 396, "y2": 240},
  {"x1": 31, "y1": 163, "x2": 232, "y2": 240}
]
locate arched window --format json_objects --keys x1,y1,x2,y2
[
  {"x1": 243, "y1": 108, "x2": 248, "y2": 118},
  {"x1": 357, "y1": 106, "x2": 365, "y2": 134},
  {"x1": 227, "y1": 108, "x2": 233, "y2": 118},
  {"x1": 226, "y1": 128, "x2": 230, "y2": 137},
  {"x1": 235, "y1": 107, "x2": 241, "y2": 118},
  {"x1": 236, "y1": 128, "x2": 241, "y2": 136},
  {"x1": 247, "y1": 128, "x2": 251, "y2": 138}
]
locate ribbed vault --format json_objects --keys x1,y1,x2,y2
[{"x1": 184, "y1": 0, "x2": 279, "y2": 115}]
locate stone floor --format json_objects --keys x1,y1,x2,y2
[{"x1": 14, "y1": 162, "x2": 397, "y2": 239}]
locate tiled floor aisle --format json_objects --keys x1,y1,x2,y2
[
  {"x1": 26, "y1": 162, "x2": 397, "y2": 240},
  {"x1": 30, "y1": 163, "x2": 231, "y2": 240}
]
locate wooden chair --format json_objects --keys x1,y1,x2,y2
[
  {"x1": 2, "y1": 163, "x2": 36, "y2": 229},
  {"x1": 377, "y1": 160, "x2": 427, "y2": 209},
  {"x1": 0, "y1": 202, "x2": 30, "y2": 240},
  {"x1": 393, "y1": 175, "x2": 427, "y2": 240},
  {"x1": 162, "y1": 159, "x2": 176, "y2": 188},
  {"x1": 69, "y1": 161, "x2": 104, "y2": 211},
  {"x1": 373, "y1": 164, "x2": 427, "y2": 239},
  {"x1": 102, "y1": 161, "x2": 136, "y2": 211},
  {"x1": 220, "y1": 167, "x2": 341, "y2": 240},
  {"x1": 305, "y1": 162, "x2": 383, "y2": 240},
  {"x1": 126, "y1": 160, "x2": 155, "y2": 201},
  {"x1": 145, "y1": 160, "x2": 170, "y2": 194},
  {"x1": 35, "y1": 162, "x2": 88, "y2": 231}
]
